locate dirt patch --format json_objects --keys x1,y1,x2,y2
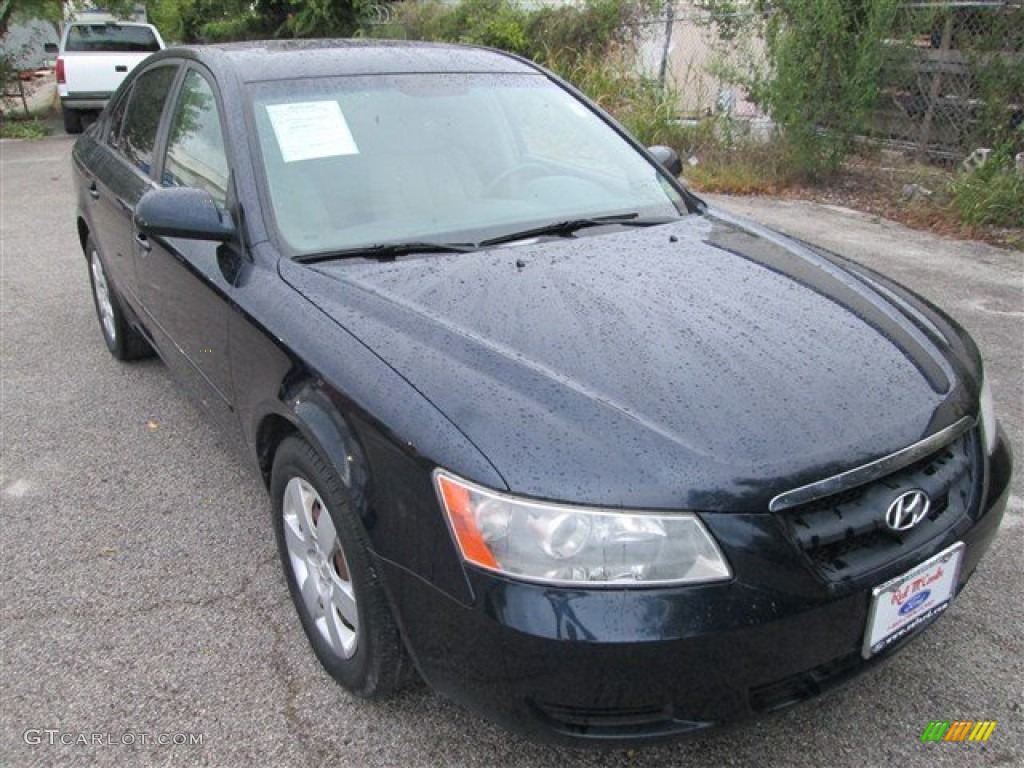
[{"x1": 1, "y1": 69, "x2": 57, "y2": 119}]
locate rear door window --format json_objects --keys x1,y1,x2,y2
[
  {"x1": 119, "y1": 65, "x2": 179, "y2": 176},
  {"x1": 105, "y1": 85, "x2": 133, "y2": 147}
]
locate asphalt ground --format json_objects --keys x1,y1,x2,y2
[{"x1": 1, "y1": 134, "x2": 1021, "y2": 768}]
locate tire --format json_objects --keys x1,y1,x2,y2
[
  {"x1": 63, "y1": 107, "x2": 83, "y2": 134},
  {"x1": 271, "y1": 436, "x2": 414, "y2": 696},
  {"x1": 86, "y1": 237, "x2": 152, "y2": 361}
]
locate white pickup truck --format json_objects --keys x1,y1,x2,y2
[{"x1": 46, "y1": 21, "x2": 165, "y2": 134}]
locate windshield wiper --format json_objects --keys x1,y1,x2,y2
[
  {"x1": 295, "y1": 241, "x2": 475, "y2": 264},
  {"x1": 294, "y1": 214, "x2": 676, "y2": 264},
  {"x1": 478, "y1": 213, "x2": 673, "y2": 247}
]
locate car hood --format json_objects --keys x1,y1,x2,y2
[{"x1": 279, "y1": 211, "x2": 973, "y2": 511}]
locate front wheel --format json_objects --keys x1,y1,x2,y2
[{"x1": 271, "y1": 436, "x2": 413, "y2": 696}]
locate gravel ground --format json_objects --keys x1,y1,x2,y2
[{"x1": 1, "y1": 136, "x2": 1021, "y2": 767}]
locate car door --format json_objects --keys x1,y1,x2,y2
[
  {"x1": 81, "y1": 64, "x2": 179, "y2": 312},
  {"x1": 135, "y1": 65, "x2": 237, "y2": 428}
]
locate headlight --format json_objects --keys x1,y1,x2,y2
[
  {"x1": 434, "y1": 470, "x2": 732, "y2": 586},
  {"x1": 980, "y1": 375, "x2": 998, "y2": 455}
]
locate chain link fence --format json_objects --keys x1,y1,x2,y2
[
  {"x1": 875, "y1": 1, "x2": 1023, "y2": 158},
  {"x1": 640, "y1": 0, "x2": 1022, "y2": 161}
]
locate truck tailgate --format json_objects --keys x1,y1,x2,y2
[{"x1": 62, "y1": 52, "x2": 151, "y2": 95}]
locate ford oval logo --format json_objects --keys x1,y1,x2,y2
[
  {"x1": 899, "y1": 590, "x2": 931, "y2": 615},
  {"x1": 885, "y1": 489, "x2": 931, "y2": 532}
]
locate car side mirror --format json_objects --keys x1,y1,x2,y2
[
  {"x1": 44, "y1": 42, "x2": 59, "y2": 54},
  {"x1": 648, "y1": 145, "x2": 683, "y2": 177},
  {"x1": 135, "y1": 187, "x2": 236, "y2": 242}
]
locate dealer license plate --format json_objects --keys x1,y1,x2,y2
[{"x1": 862, "y1": 542, "x2": 965, "y2": 659}]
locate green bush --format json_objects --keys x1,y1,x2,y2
[
  {"x1": 378, "y1": 0, "x2": 653, "y2": 68},
  {"x1": 750, "y1": 0, "x2": 903, "y2": 180},
  {"x1": 951, "y1": 146, "x2": 1024, "y2": 228},
  {"x1": 438, "y1": 0, "x2": 530, "y2": 54},
  {"x1": 198, "y1": 13, "x2": 267, "y2": 42},
  {"x1": 525, "y1": 0, "x2": 648, "y2": 64}
]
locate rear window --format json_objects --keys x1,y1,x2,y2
[{"x1": 65, "y1": 24, "x2": 160, "y2": 53}]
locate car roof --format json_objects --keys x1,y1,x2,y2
[{"x1": 173, "y1": 39, "x2": 540, "y2": 82}]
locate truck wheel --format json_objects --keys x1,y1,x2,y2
[{"x1": 63, "y1": 108, "x2": 83, "y2": 134}]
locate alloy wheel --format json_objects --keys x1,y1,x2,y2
[
  {"x1": 281, "y1": 476, "x2": 359, "y2": 659},
  {"x1": 90, "y1": 251, "x2": 117, "y2": 345}
]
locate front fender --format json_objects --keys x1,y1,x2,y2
[
  {"x1": 256, "y1": 380, "x2": 479, "y2": 608},
  {"x1": 288, "y1": 386, "x2": 370, "y2": 525}
]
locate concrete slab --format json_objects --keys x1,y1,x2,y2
[{"x1": 702, "y1": 194, "x2": 1020, "y2": 264}]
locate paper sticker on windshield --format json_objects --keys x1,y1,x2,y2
[{"x1": 266, "y1": 101, "x2": 358, "y2": 162}]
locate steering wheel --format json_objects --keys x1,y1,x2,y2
[{"x1": 483, "y1": 162, "x2": 550, "y2": 197}]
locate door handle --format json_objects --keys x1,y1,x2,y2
[
  {"x1": 135, "y1": 232, "x2": 152, "y2": 252},
  {"x1": 115, "y1": 65, "x2": 128, "y2": 72},
  {"x1": 88, "y1": 181, "x2": 100, "y2": 200}
]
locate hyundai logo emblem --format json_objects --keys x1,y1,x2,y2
[{"x1": 885, "y1": 489, "x2": 931, "y2": 532}]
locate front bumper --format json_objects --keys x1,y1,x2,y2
[{"x1": 376, "y1": 433, "x2": 1011, "y2": 744}]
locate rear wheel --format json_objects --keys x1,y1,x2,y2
[
  {"x1": 271, "y1": 436, "x2": 413, "y2": 696},
  {"x1": 62, "y1": 107, "x2": 83, "y2": 134},
  {"x1": 86, "y1": 238, "x2": 152, "y2": 361}
]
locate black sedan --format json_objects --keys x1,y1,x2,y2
[{"x1": 71, "y1": 40, "x2": 1012, "y2": 744}]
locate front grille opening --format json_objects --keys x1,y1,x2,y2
[
  {"x1": 532, "y1": 701, "x2": 674, "y2": 730},
  {"x1": 779, "y1": 429, "x2": 981, "y2": 584},
  {"x1": 792, "y1": 487, "x2": 866, "y2": 516},
  {"x1": 527, "y1": 699, "x2": 718, "y2": 738}
]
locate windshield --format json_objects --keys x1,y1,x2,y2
[
  {"x1": 249, "y1": 73, "x2": 686, "y2": 256},
  {"x1": 65, "y1": 24, "x2": 161, "y2": 53}
]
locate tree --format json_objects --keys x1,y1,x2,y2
[
  {"x1": 279, "y1": 0, "x2": 370, "y2": 38},
  {"x1": 751, "y1": 0, "x2": 904, "y2": 178},
  {"x1": 2, "y1": 0, "x2": 151, "y2": 37},
  {"x1": 1, "y1": 1, "x2": 62, "y2": 38}
]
